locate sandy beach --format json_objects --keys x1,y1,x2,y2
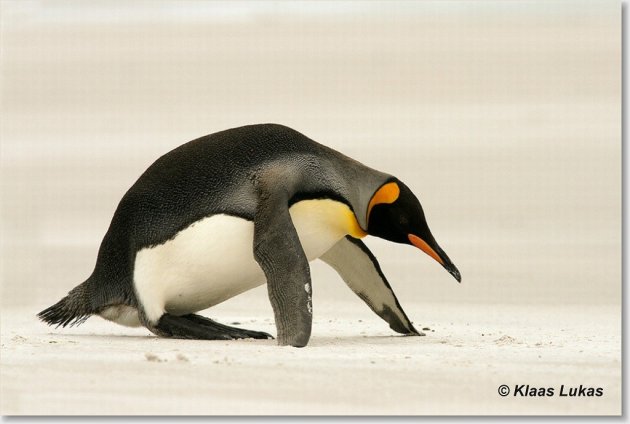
[
  {"x1": 0, "y1": 298, "x2": 621, "y2": 415},
  {"x1": 0, "y1": 1, "x2": 620, "y2": 416}
]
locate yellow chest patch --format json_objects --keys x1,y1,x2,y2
[{"x1": 289, "y1": 198, "x2": 367, "y2": 240}]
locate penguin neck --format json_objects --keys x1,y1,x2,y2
[{"x1": 328, "y1": 154, "x2": 393, "y2": 232}]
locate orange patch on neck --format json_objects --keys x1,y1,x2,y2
[
  {"x1": 367, "y1": 182, "x2": 400, "y2": 223},
  {"x1": 346, "y1": 210, "x2": 368, "y2": 238}
]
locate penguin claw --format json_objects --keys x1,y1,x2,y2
[
  {"x1": 238, "y1": 330, "x2": 274, "y2": 340},
  {"x1": 256, "y1": 331, "x2": 274, "y2": 340}
]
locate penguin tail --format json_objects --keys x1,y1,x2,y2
[{"x1": 37, "y1": 281, "x2": 94, "y2": 328}]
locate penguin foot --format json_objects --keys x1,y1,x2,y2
[
  {"x1": 182, "y1": 314, "x2": 274, "y2": 340},
  {"x1": 152, "y1": 313, "x2": 231, "y2": 340},
  {"x1": 152, "y1": 313, "x2": 273, "y2": 340}
]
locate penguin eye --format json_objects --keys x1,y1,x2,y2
[{"x1": 399, "y1": 215, "x2": 409, "y2": 226}]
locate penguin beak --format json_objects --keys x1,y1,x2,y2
[{"x1": 408, "y1": 234, "x2": 461, "y2": 283}]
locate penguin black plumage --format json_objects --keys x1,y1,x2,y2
[{"x1": 38, "y1": 124, "x2": 460, "y2": 347}]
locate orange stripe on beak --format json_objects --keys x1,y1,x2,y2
[{"x1": 408, "y1": 234, "x2": 444, "y2": 266}]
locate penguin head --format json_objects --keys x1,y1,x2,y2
[{"x1": 366, "y1": 179, "x2": 461, "y2": 283}]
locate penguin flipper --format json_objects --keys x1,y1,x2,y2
[
  {"x1": 320, "y1": 236, "x2": 421, "y2": 336},
  {"x1": 252, "y1": 174, "x2": 313, "y2": 347}
]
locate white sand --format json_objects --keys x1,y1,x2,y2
[{"x1": 0, "y1": 294, "x2": 620, "y2": 415}]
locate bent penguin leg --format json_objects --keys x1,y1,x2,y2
[{"x1": 181, "y1": 314, "x2": 273, "y2": 340}]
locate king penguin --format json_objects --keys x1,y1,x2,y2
[{"x1": 38, "y1": 124, "x2": 461, "y2": 347}]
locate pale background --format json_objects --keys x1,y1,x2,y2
[{"x1": 0, "y1": 0, "x2": 621, "y2": 415}]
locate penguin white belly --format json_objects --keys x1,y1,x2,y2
[{"x1": 133, "y1": 199, "x2": 365, "y2": 323}]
